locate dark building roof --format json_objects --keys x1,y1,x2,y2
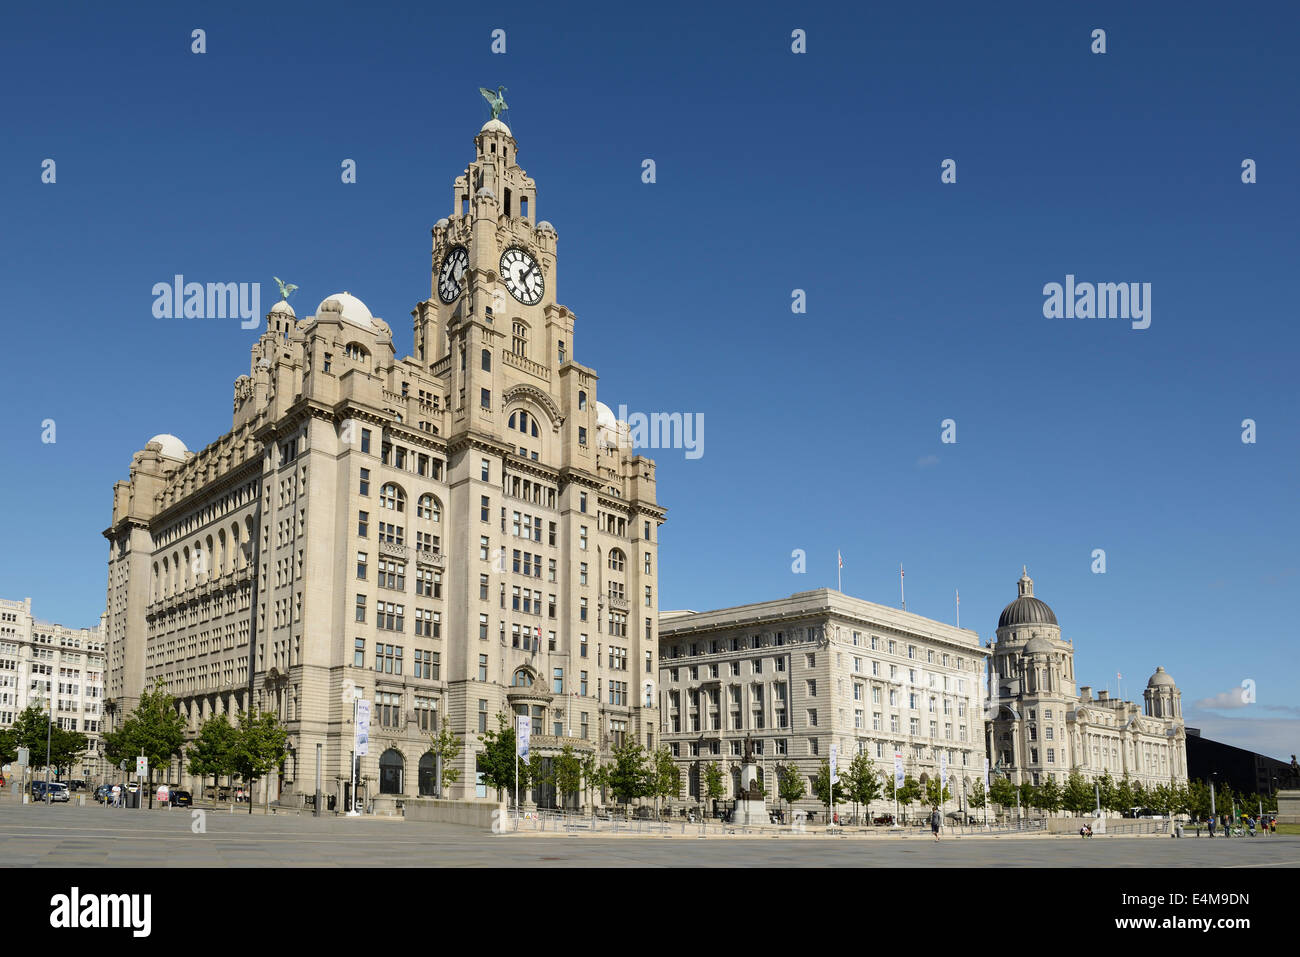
[
  {"x1": 1185, "y1": 729, "x2": 1294, "y2": 796},
  {"x1": 998, "y1": 597, "x2": 1058, "y2": 629},
  {"x1": 998, "y1": 566, "x2": 1059, "y2": 629}
]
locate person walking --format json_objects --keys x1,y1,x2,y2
[
  {"x1": 931, "y1": 807, "x2": 941, "y2": 842},
  {"x1": 1207, "y1": 816, "x2": 1215, "y2": 838}
]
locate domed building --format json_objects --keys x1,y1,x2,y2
[
  {"x1": 103, "y1": 107, "x2": 667, "y2": 811},
  {"x1": 986, "y1": 568, "x2": 1187, "y2": 791}
]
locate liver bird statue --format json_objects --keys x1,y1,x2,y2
[
  {"x1": 273, "y1": 277, "x2": 298, "y2": 302},
  {"x1": 479, "y1": 86, "x2": 508, "y2": 120}
]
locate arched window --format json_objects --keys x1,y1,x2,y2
[
  {"x1": 380, "y1": 483, "x2": 405, "y2": 512},
  {"x1": 379, "y1": 749, "x2": 404, "y2": 795},
  {"x1": 345, "y1": 342, "x2": 369, "y2": 362},
  {"x1": 608, "y1": 549, "x2": 626, "y2": 572},
  {"x1": 512, "y1": 669, "x2": 534, "y2": 687},
  {"x1": 482, "y1": 349, "x2": 491, "y2": 371},
  {"x1": 578, "y1": 391, "x2": 587, "y2": 411},
  {"x1": 512, "y1": 321, "x2": 527, "y2": 357},
  {"x1": 418, "y1": 752, "x2": 438, "y2": 796},
  {"x1": 417, "y1": 494, "x2": 441, "y2": 521}
]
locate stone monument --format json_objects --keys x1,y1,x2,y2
[{"x1": 732, "y1": 736, "x2": 769, "y2": 826}]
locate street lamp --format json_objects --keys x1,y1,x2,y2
[{"x1": 33, "y1": 694, "x2": 53, "y2": 804}]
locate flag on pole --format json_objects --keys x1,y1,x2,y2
[
  {"x1": 983, "y1": 757, "x2": 990, "y2": 792},
  {"x1": 829, "y1": 744, "x2": 839, "y2": 784},
  {"x1": 838, "y1": 551, "x2": 843, "y2": 569},
  {"x1": 940, "y1": 752, "x2": 949, "y2": 793},
  {"x1": 893, "y1": 751, "x2": 904, "y2": 788}
]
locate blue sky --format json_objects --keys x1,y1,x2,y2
[{"x1": 2, "y1": 2, "x2": 1296, "y2": 758}]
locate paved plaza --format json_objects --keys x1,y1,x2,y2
[{"x1": 1, "y1": 804, "x2": 1297, "y2": 867}]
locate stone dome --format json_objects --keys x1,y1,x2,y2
[
  {"x1": 1147, "y1": 667, "x2": 1177, "y2": 688},
  {"x1": 480, "y1": 118, "x2": 512, "y2": 136},
  {"x1": 317, "y1": 292, "x2": 375, "y2": 331},
  {"x1": 998, "y1": 567, "x2": 1058, "y2": 629},
  {"x1": 1023, "y1": 634, "x2": 1055, "y2": 654},
  {"x1": 147, "y1": 434, "x2": 189, "y2": 460},
  {"x1": 269, "y1": 299, "x2": 296, "y2": 318}
]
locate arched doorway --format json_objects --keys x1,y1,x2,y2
[
  {"x1": 379, "y1": 749, "x2": 404, "y2": 795},
  {"x1": 418, "y1": 751, "x2": 437, "y2": 797}
]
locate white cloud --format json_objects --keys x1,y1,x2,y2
[
  {"x1": 1184, "y1": 708, "x2": 1299, "y2": 762},
  {"x1": 1195, "y1": 688, "x2": 1252, "y2": 710}
]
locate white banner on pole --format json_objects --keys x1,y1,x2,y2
[
  {"x1": 983, "y1": 757, "x2": 990, "y2": 792},
  {"x1": 893, "y1": 751, "x2": 904, "y2": 788},
  {"x1": 355, "y1": 699, "x2": 372, "y2": 756},
  {"x1": 516, "y1": 714, "x2": 531, "y2": 759},
  {"x1": 829, "y1": 744, "x2": 839, "y2": 784},
  {"x1": 940, "y1": 752, "x2": 948, "y2": 792}
]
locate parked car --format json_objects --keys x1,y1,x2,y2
[
  {"x1": 94, "y1": 784, "x2": 114, "y2": 803},
  {"x1": 165, "y1": 788, "x2": 193, "y2": 808},
  {"x1": 68, "y1": 779, "x2": 88, "y2": 792},
  {"x1": 873, "y1": 814, "x2": 895, "y2": 826},
  {"x1": 31, "y1": 781, "x2": 70, "y2": 802}
]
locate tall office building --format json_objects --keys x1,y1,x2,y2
[
  {"x1": 0, "y1": 597, "x2": 106, "y2": 779},
  {"x1": 102, "y1": 116, "x2": 666, "y2": 806}
]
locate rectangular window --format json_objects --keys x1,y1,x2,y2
[
  {"x1": 359, "y1": 468, "x2": 370, "y2": 496},
  {"x1": 353, "y1": 638, "x2": 365, "y2": 668},
  {"x1": 478, "y1": 699, "x2": 488, "y2": 732},
  {"x1": 553, "y1": 668, "x2": 563, "y2": 694},
  {"x1": 360, "y1": 429, "x2": 371, "y2": 454},
  {"x1": 481, "y1": 495, "x2": 490, "y2": 522},
  {"x1": 355, "y1": 594, "x2": 366, "y2": 622},
  {"x1": 358, "y1": 511, "x2": 369, "y2": 538},
  {"x1": 478, "y1": 655, "x2": 488, "y2": 681},
  {"x1": 479, "y1": 574, "x2": 489, "y2": 601},
  {"x1": 356, "y1": 552, "x2": 367, "y2": 579},
  {"x1": 481, "y1": 459, "x2": 490, "y2": 481},
  {"x1": 480, "y1": 388, "x2": 491, "y2": 408}
]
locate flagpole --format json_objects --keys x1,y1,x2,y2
[
  {"x1": 900, "y1": 565, "x2": 906, "y2": 611},
  {"x1": 837, "y1": 551, "x2": 842, "y2": 593},
  {"x1": 956, "y1": 589, "x2": 960, "y2": 629}
]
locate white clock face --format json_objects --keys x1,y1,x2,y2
[
  {"x1": 437, "y1": 246, "x2": 469, "y2": 303},
  {"x1": 500, "y1": 247, "x2": 543, "y2": 305}
]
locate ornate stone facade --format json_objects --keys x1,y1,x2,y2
[
  {"x1": 986, "y1": 569, "x2": 1187, "y2": 791},
  {"x1": 102, "y1": 118, "x2": 665, "y2": 807}
]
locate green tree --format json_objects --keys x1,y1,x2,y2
[
  {"x1": 703, "y1": 760, "x2": 725, "y2": 805},
  {"x1": 1115, "y1": 775, "x2": 1137, "y2": 815},
  {"x1": 608, "y1": 740, "x2": 649, "y2": 805},
  {"x1": 968, "y1": 779, "x2": 987, "y2": 811},
  {"x1": 1096, "y1": 771, "x2": 1119, "y2": 813},
  {"x1": 776, "y1": 764, "x2": 806, "y2": 821},
  {"x1": 230, "y1": 709, "x2": 288, "y2": 814},
  {"x1": 42, "y1": 725, "x2": 89, "y2": 780},
  {"x1": 895, "y1": 775, "x2": 922, "y2": 823},
  {"x1": 0, "y1": 727, "x2": 16, "y2": 767},
  {"x1": 810, "y1": 761, "x2": 838, "y2": 818},
  {"x1": 427, "y1": 718, "x2": 463, "y2": 795},
  {"x1": 647, "y1": 746, "x2": 679, "y2": 816},
  {"x1": 579, "y1": 752, "x2": 602, "y2": 810},
  {"x1": 552, "y1": 745, "x2": 583, "y2": 809},
  {"x1": 1017, "y1": 779, "x2": 1036, "y2": 815},
  {"x1": 1063, "y1": 771, "x2": 1093, "y2": 815},
  {"x1": 840, "y1": 754, "x2": 883, "y2": 822},
  {"x1": 477, "y1": 713, "x2": 526, "y2": 802},
  {"x1": 989, "y1": 775, "x2": 1017, "y2": 817},
  {"x1": 102, "y1": 679, "x2": 187, "y2": 807},
  {"x1": 1036, "y1": 775, "x2": 1062, "y2": 814},
  {"x1": 924, "y1": 777, "x2": 952, "y2": 812},
  {"x1": 187, "y1": 713, "x2": 237, "y2": 796}
]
